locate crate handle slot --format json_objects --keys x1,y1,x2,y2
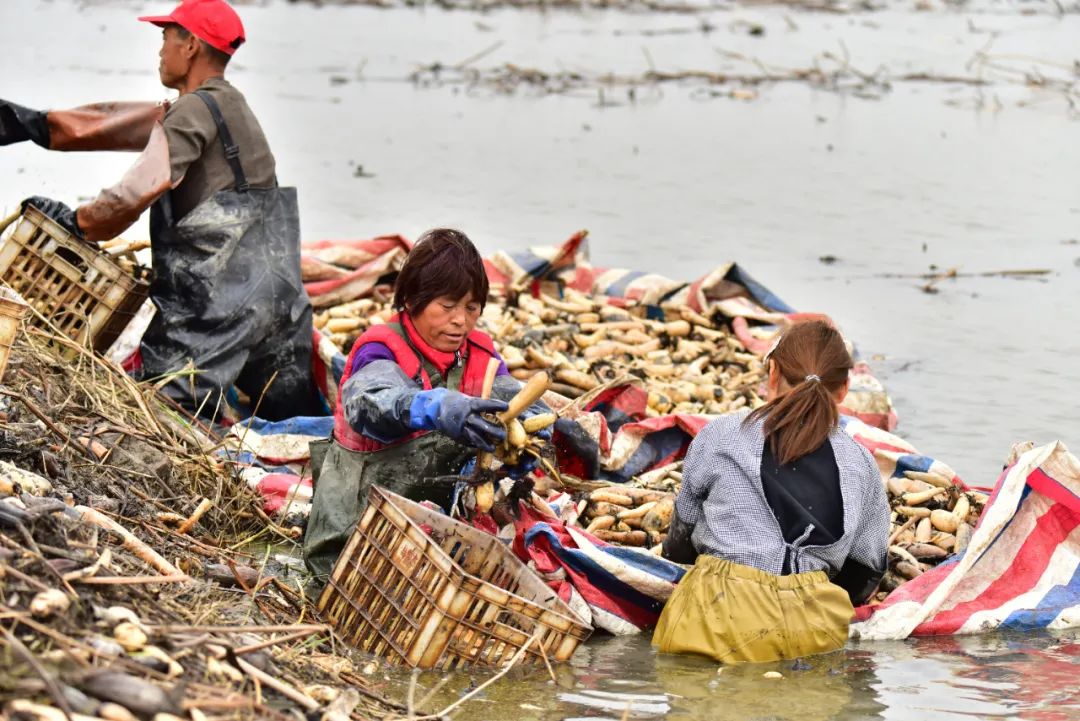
[{"x1": 35, "y1": 242, "x2": 85, "y2": 284}]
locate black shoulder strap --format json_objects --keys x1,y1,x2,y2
[{"x1": 193, "y1": 89, "x2": 249, "y2": 193}]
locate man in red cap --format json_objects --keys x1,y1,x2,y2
[
  {"x1": 135, "y1": 0, "x2": 266, "y2": 226},
  {"x1": 0, "y1": 0, "x2": 318, "y2": 422}
]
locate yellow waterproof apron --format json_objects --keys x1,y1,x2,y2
[{"x1": 652, "y1": 555, "x2": 853, "y2": 664}]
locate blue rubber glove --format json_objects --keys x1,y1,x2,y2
[
  {"x1": 21, "y1": 196, "x2": 83, "y2": 239},
  {"x1": 458, "y1": 457, "x2": 478, "y2": 476},
  {"x1": 506, "y1": 454, "x2": 539, "y2": 479},
  {"x1": 408, "y1": 388, "x2": 508, "y2": 452}
]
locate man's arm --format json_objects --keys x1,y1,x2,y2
[
  {"x1": 47, "y1": 101, "x2": 167, "y2": 152},
  {"x1": 74, "y1": 123, "x2": 174, "y2": 241},
  {"x1": 74, "y1": 95, "x2": 212, "y2": 241},
  {"x1": 1, "y1": 98, "x2": 165, "y2": 151}
]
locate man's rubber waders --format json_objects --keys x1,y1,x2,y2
[{"x1": 140, "y1": 90, "x2": 316, "y2": 421}]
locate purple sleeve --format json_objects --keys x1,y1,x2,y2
[
  {"x1": 492, "y1": 348, "x2": 510, "y2": 376},
  {"x1": 352, "y1": 342, "x2": 396, "y2": 370}
]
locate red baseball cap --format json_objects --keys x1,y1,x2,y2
[{"x1": 138, "y1": 0, "x2": 246, "y2": 56}]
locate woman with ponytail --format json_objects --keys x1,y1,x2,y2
[{"x1": 652, "y1": 320, "x2": 890, "y2": 664}]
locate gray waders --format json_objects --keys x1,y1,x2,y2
[{"x1": 302, "y1": 357, "x2": 473, "y2": 591}]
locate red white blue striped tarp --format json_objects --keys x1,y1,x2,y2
[
  {"x1": 513, "y1": 505, "x2": 685, "y2": 635},
  {"x1": 302, "y1": 235, "x2": 411, "y2": 308},
  {"x1": 852, "y1": 441, "x2": 1080, "y2": 638}
]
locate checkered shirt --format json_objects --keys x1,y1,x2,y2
[{"x1": 677, "y1": 412, "x2": 890, "y2": 576}]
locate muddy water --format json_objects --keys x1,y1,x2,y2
[
  {"x1": 390, "y1": 629, "x2": 1080, "y2": 720},
  {"x1": 2, "y1": 1, "x2": 1079, "y2": 716}
]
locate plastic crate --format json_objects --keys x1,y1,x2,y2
[
  {"x1": 0, "y1": 286, "x2": 29, "y2": 381},
  {"x1": 0, "y1": 205, "x2": 150, "y2": 353},
  {"x1": 318, "y1": 486, "x2": 592, "y2": 670}
]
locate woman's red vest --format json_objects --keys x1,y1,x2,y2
[{"x1": 333, "y1": 317, "x2": 499, "y2": 452}]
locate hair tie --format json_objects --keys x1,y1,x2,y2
[{"x1": 805, "y1": 374, "x2": 821, "y2": 383}]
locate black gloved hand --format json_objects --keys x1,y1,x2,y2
[
  {"x1": 410, "y1": 388, "x2": 508, "y2": 452},
  {"x1": 0, "y1": 100, "x2": 49, "y2": 148},
  {"x1": 832, "y1": 557, "x2": 886, "y2": 607},
  {"x1": 21, "y1": 196, "x2": 83, "y2": 239},
  {"x1": 661, "y1": 509, "x2": 699, "y2": 565}
]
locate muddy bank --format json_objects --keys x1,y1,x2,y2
[{"x1": 0, "y1": 328, "x2": 418, "y2": 719}]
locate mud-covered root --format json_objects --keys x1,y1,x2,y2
[
  {"x1": 593, "y1": 529, "x2": 647, "y2": 546},
  {"x1": 930, "y1": 509, "x2": 959, "y2": 533},
  {"x1": 877, "y1": 471, "x2": 987, "y2": 604},
  {"x1": 474, "y1": 481, "x2": 495, "y2": 513},
  {"x1": 486, "y1": 371, "x2": 557, "y2": 472},
  {"x1": 641, "y1": 497, "x2": 674, "y2": 534},
  {"x1": 498, "y1": 371, "x2": 551, "y2": 424},
  {"x1": 578, "y1": 487, "x2": 675, "y2": 547},
  {"x1": 505, "y1": 419, "x2": 527, "y2": 450},
  {"x1": 586, "y1": 515, "x2": 616, "y2": 533},
  {"x1": 522, "y1": 413, "x2": 556, "y2": 434}
]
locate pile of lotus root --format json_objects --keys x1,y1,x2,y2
[
  {"x1": 876, "y1": 472, "x2": 987, "y2": 603},
  {"x1": 314, "y1": 286, "x2": 768, "y2": 418}
]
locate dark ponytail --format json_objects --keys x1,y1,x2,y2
[{"x1": 745, "y1": 321, "x2": 853, "y2": 465}]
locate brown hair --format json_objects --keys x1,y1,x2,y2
[
  {"x1": 745, "y1": 320, "x2": 853, "y2": 465},
  {"x1": 393, "y1": 229, "x2": 489, "y2": 316}
]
